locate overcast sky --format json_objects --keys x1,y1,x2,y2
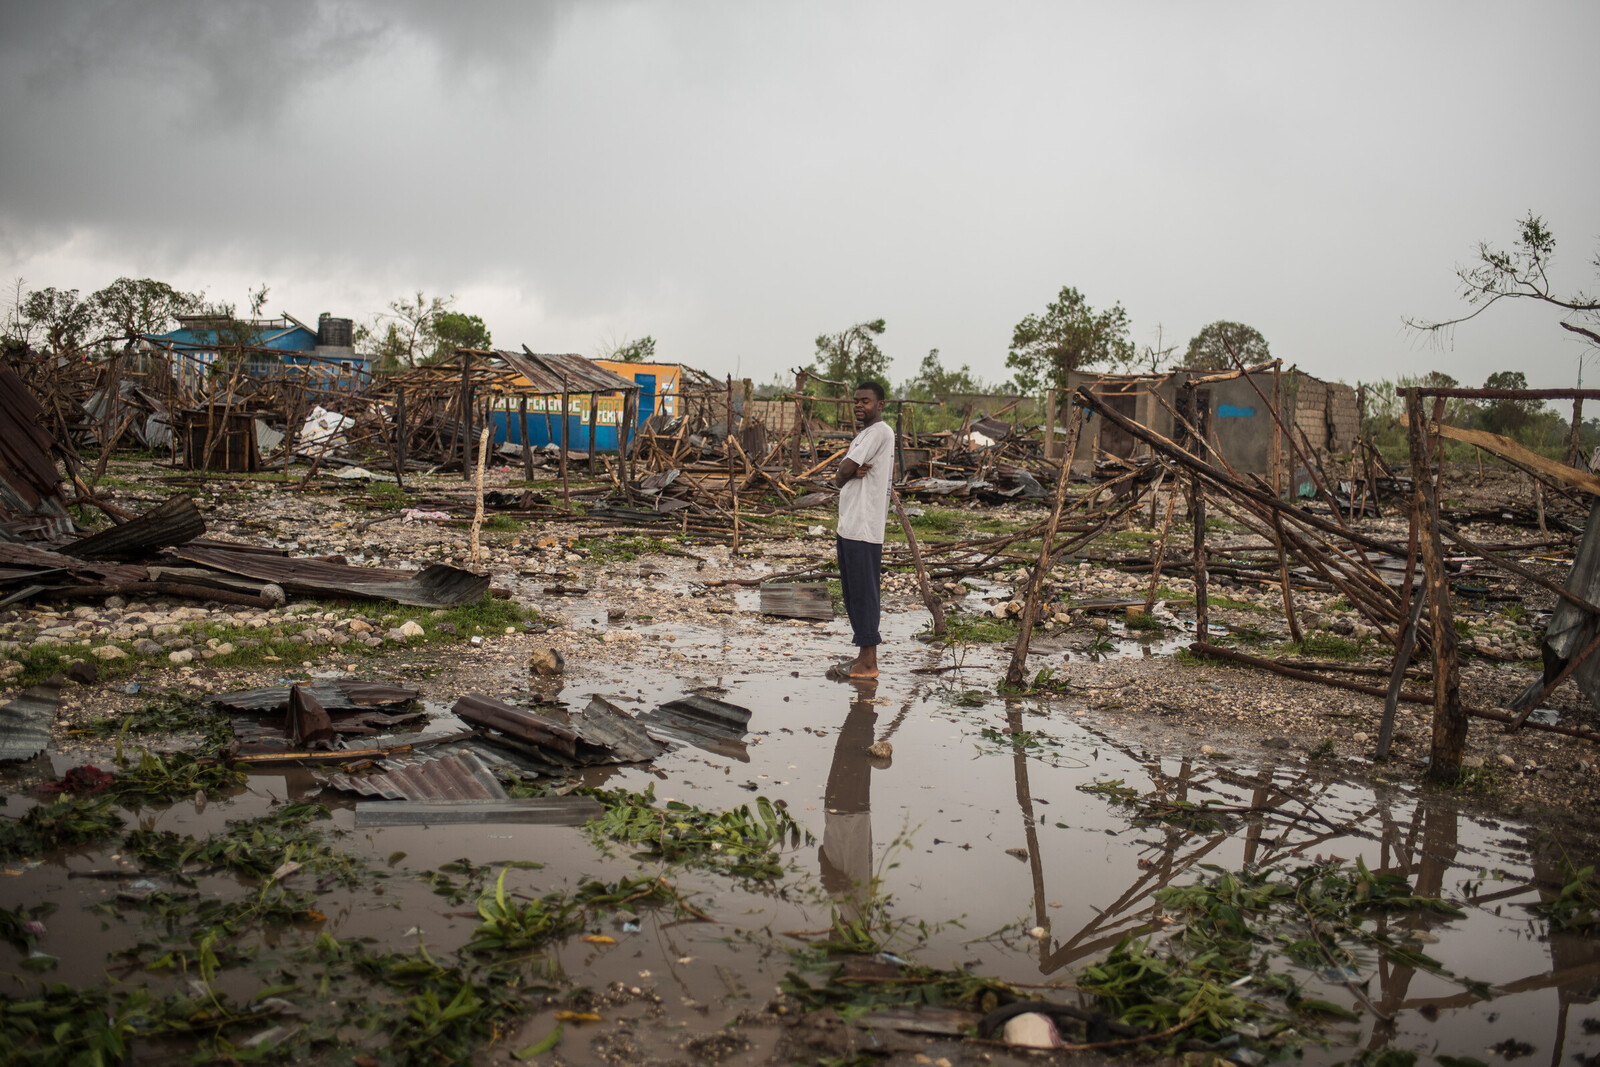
[{"x1": 2, "y1": 0, "x2": 1596, "y2": 390}]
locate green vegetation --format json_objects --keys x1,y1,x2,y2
[
  {"x1": 0, "y1": 796, "x2": 124, "y2": 861},
  {"x1": 1529, "y1": 856, "x2": 1600, "y2": 933},
  {"x1": 79, "y1": 693, "x2": 235, "y2": 748},
  {"x1": 568, "y1": 533, "x2": 684, "y2": 562},
  {"x1": 925, "y1": 613, "x2": 1015, "y2": 644},
  {"x1": 1079, "y1": 859, "x2": 1468, "y2": 1051},
  {"x1": 582, "y1": 785, "x2": 809, "y2": 881},
  {"x1": 1277, "y1": 631, "x2": 1370, "y2": 662}
]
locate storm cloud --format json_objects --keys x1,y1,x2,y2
[{"x1": 1, "y1": 0, "x2": 1596, "y2": 388}]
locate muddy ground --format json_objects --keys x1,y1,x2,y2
[{"x1": 1, "y1": 458, "x2": 1597, "y2": 1066}]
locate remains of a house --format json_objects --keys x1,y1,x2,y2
[{"x1": 1, "y1": 336, "x2": 1597, "y2": 1066}]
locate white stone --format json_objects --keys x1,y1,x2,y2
[
  {"x1": 168, "y1": 649, "x2": 195, "y2": 664},
  {"x1": 398, "y1": 620, "x2": 425, "y2": 639}
]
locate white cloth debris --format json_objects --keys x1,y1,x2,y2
[
  {"x1": 296, "y1": 406, "x2": 355, "y2": 454},
  {"x1": 401, "y1": 508, "x2": 453, "y2": 524},
  {"x1": 965, "y1": 431, "x2": 997, "y2": 448}
]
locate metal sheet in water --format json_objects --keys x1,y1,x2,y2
[
  {"x1": 759, "y1": 583, "x2": 833, "y2": 621},
  {"x1": 353, "y1": 796, "x2": 602, "y2": 826},
  {"x1": 0, "y1": 678, "x2": 60, "y2": 762},
  {"x1": 315, "y1": 750, "x2": 506, "y2": 801},
  {"x1": 571, "y1": 695, "x2": 667, "y2": 763}
]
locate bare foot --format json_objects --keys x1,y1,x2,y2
[
  {"x1": 847, "y1": 665, "x2": 879, "y2": 679},
  {"x1": 847, "y1": 647, "x2": 878, "y2": 678}
]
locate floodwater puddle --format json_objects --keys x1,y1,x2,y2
[{"x1": 2, "y1": 615, "x2": 1597, "y2": 1064}]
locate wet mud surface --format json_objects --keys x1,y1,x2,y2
[{"x1": 5, "y1": 599, "x2": 1599, "y2": 1066}]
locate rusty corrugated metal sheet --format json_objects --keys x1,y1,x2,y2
[
  {"x1": 314, "y1": 750, "x2": 507, "y2": 801},
  {"x1": 213, "y1": 680, "x2": 421, "y2": 714},
  {"x1": 174, "y1": 545, "x2": 487, "y2": 607},
  {"x1": 493, "y1": 350, "x2": 639, "y2": 396},
  {"x1": 0, "y1": 543, "x2": 148, "y2": 589},
  {"x1": 63, "y1": 496, "x2": 205, "y2": 561},
  {"x1": 0, "y1": 365, "x2": 74, "y2": 539},
  {"x1": 570, "y1": 695, "x2": 667, "y2": 763}
]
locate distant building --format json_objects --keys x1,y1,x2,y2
[
  {"x1": 148, "y1": 313, "x2": 370, "y2": 390},
  {"x1": 1065, "y1": 366, "x2": 1360, "y2": 489}
]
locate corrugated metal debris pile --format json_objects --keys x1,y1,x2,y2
[{"x1": 203, "y1": 678, "x2": 753, "y2": 826}]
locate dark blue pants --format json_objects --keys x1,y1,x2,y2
[{"x1": 836, "y1": 537, "x2": 882, "y2": 648}]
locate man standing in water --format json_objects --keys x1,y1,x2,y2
[{"x1": 832, "y1": 382, "x2": 893, "y2": 679}]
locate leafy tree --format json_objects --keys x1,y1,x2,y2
[
  {"x1": 89, "y1": 277, "x2": 202, "y2": 341},
  {"x1": 429, "y1": 312, "x2": 493, "y2": 361},
  {"x1": 21, "y1": 287, "x2": 96, "y2": 352},
  {"x1": 355, "y1": 320, "x2": 409, "y2": 367},
  {"x1": 904, "y1": 348, "x2": 981, "y2": 400},
  {"x1": 1183, "y1": 321, "x2": 1271, "y2": 371},
  {"x1": 1005, "y1": 287, "x2": 1133, "y2": 394},
  {"x1": 384, "y1": 291, "x2": 453, "y2": 368},
  {"x1": 811, "y1": 319, "x2": 890, "y2": 394},
  {"x1": 1478, "y1": 370, "x2": 1545, "y2": 436},
  {"x1": 606, "y1": 336, "x2": 658, "y2": 363},
  {"x1": 1407, "y1": 212, "x2": 1600, "y2": 358}
]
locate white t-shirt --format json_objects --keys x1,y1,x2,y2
[{"x1": 837, "y1": 419, "x2": 894, "y2": 544}]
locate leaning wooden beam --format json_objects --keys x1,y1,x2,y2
[
  {"x1": 1507, "y1": 626, "x2": 1600, "y2": 732},
  {"x1": 892, "y1": 490, "x2": 946, "y2": 636},
  {"x1": 1189, "y1": 641, "x2": 1600, "y2": 745},
  {"x1": 1004, "y1": 407, "x2": 1084, "y2": 689},
  {"x1": 1398, "y1": 414, "x2": 1600, "y2": 497},
  {"x1": 1438, "y1": 519, "x2": 1599, "y2": 618}
]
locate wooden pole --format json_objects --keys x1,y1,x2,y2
[
  {"x1": 588, "y1": 393, "x2": 600, "y2": 476},
  {"x1": 1376, "y1": 589, "x2": 1428, "y2": 759},
  {"x1": 1271, "y1": 513, "x2": 1303, "y2": 643},
  {"x1": 1004, "y1": 407, "x2": 1084, "y2": 689},
  {"x1": 894, "y1": 400, "x2": 906, "y2": 482},
  {"x1": 1144, "y1": 488, "x2": 1177, "y2": 613},
  {"x1": 1044, "y1": 387, "x2": 1056, "y2": 460},
  {"x1": 1186, "y1": 383, "x2": 1209, "y2": 642},
  {"x1": 519, "y1": 396, "x2": 534, "y2": 482},
  {"x1": 1407, "y1": 389, "x2": 1466, "y2": 781},
  {"x1": 727, "y1": 375, "x2": 739, "y2": 553},
  {"x1": 790, "y1": 370, "x2": 806, "y2": 474},
  {"x1": 619, "y1": 390, "x2": 633, "y2": 503},
  {"x1": 393, "y1": 389, "x2": 407, "y2": 488},
  {"x1": 892, "y1": 489, "x2": 946, "y2": 636},
  {"x1": 469, "y1": 427, "x2": 490, "y2": 567},
  {"x1": 559, "y1": 381, "x2": 570, "y2": 507},
  {"x1": 459, "y1": 355, "x2": 473, "y2": 482}
]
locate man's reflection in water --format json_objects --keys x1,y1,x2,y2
[{"x1": 819, "y1": 681, "x2": 884, "y2": 925}]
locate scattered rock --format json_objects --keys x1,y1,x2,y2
[
  {"x1": 529, "y1": 649, "x2": 565, "y2": 676},
  {"x1": 168, "y1": 649, "x2": 195, "y2": 664},
  {"x1": 867, "y1": 741, "x2": 892, "y2": 759},
  {"x1": 89, "y1": 645, "x2": 128, "y2": 660},
  {"x1": 66, "y1": 660, "x2": 98, "y2": 684},
  {"x1": 398, "y1": 620, "x2": 425, "y2": 639}
]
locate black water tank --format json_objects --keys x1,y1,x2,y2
[{"x1": 318, "y1": 316, "x2": 354, "y2": 347}]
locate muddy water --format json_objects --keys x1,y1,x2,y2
[{"x1": 6, "y1": 605, "x2": 1598, "y2": 1065}]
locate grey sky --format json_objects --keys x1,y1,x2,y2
[{"x1": 2, "y1": 0, "x2": 1596, "y2": 390}]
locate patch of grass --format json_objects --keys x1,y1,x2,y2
[
  {"x1": 1307, "y1": 737, "x2": 1337, "y2": 759},
  {"x1": 928, "y1": 613, "x2": 1015, "y2": 644},
  {"x1": 1277, "y1": 632, "x2": 1368, "y2": 661},
  {"x1": 1433, "y1": 764, "x2": 1504, "y2": 797},
  {"x1": 1125, "y1": 612, "x2": 1164, "y2": 632},
  {"x1": 569, "y1": 533, "x2": 682, "y2": 563},
  {"x1": 482, "y1": 514, "x2": 524, "y2": 533},
  {"x1": 1172, "y1": 647, "x2": 1208, "y2": 667},
  {"x1": 1207, "y1": 593, "x2": 1270, "y2": 614},
  {"x1": 365, "y1": 482, "x2": 415, "y2": 508}
]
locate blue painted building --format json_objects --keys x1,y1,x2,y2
[{"x1": 149, "y1": 314, "x2": 370, "y2": 390}]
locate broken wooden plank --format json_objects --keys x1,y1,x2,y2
[{"x1": 759, "y1": 582, "x2": 832, "y2": 621}]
